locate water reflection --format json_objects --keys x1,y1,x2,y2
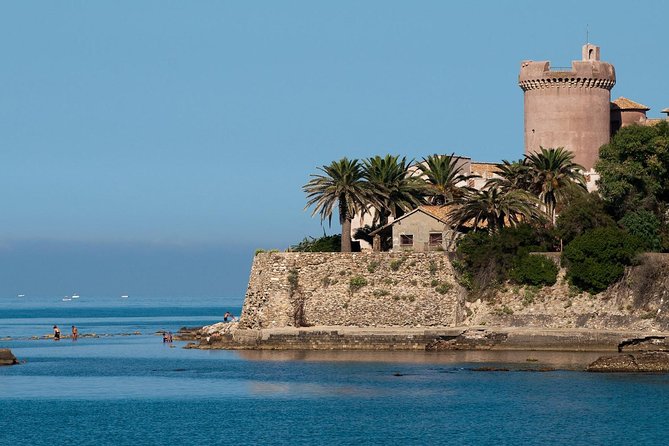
[{"x1": 236, "y1": 350, "x2": 604, "y2": 370}]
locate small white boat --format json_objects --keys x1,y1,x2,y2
[
  {"x1": 72, "y1": 294, "x2": 80, "y2": 299},
  {"x1": 17, "y1": 294, "x2": 25, "y2": 298},
  {"x1": 121, "y1": 295, "x2": 129, "y2": 299},
  {"x1": 62, "y1": 296, "x2": 72, "y2": 302}
]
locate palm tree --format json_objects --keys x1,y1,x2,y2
[
  {"x1": 485, "y1": 159, "x2": 533, "y2": 192},
  {"x1": 362, "y1": 155, "x2": 424, "y2": 226},
  {"x1": 303, "y1": 158, "x2": 370, "y2": 252},
  {"x1": 415, "y1": 154, "x2": 476, "y2": 205},
  {"x1": 447, "y1": 186, "x2": 547, "y2": 234},
  {"x1": 525, "y1": 147, "x2": 587, "y2": 225}
]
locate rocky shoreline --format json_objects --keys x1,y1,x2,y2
[{"x1": 178, "y1": 324, "x2": 669, "y2": 372}]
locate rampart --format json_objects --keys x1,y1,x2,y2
[
  {"x1": 185, "y1": 253, "x2": 669, "y2": 351},
  {"x1": 239, "y1": 252, "x2": 465, "y2": 329}
]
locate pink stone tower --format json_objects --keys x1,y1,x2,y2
[{"x1": 519, "y1": 44, "x2": 616, "y2": 170}]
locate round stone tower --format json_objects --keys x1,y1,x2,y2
[{"x1": 519, "y1": 44, "x2": 616, "y2": 170}]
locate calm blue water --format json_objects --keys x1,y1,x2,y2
[{"x1": 1, "y1": 295, "x2": 669, "y2": 445}]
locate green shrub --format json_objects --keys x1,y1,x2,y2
[
  {"x1": 435, "y1": 282, "x2": 452, "y2": 295},
  {"x1": 510, "y1": 255, "x2": 558, "y2": 286},
  {"x1": 428, "y1": 260, "x2": 438, "y2": 275},
  {"x1": 290, "y1": 234, "x2": 341, "y2": 252},
  {"x1": 555, "y1": 193, "x2": 616, "y2": 244},
  {"x1": 522, "y1": 286, "x2": 539, "y2": 306},
  {"x1": 456, "y1": 224, "x2": 556, "y2": 291},
  {"x1": 255, "y1": 249, "x2": 280, "y2": 256},
  {"x1": 349, "y1": 276, "x2": 368, "y2": 293},
  {"x1": 367, "y1": 260, "x2": 380, "y2": 273},
  {"x1": 372, "y1": 289, "x2": 390, "y2": 297},
  {"x1": 389, "y1": 258, "x2": 405, "y2": 271},
  {"x1": 493, "y1": 305, "x2": 514, "y2": 316},
  {"x1": 562, "y1": 227, "x2": 640, "y2": 293},
  {"x1": 619, "y1": 210, "x2": 662, "y2": 252}
]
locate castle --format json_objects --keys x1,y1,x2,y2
[
  {"x1": 352, "y1": 44, "x2": 668, "y2": 251},
  {"x1": 519, "y1": 43, "x2": 668, "y2": 173}
]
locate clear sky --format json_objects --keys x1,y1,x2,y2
[{"x1": 1, "y1": 1, "x2": 667, "y2": 298}]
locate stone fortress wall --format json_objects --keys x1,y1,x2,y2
[
  {"x1": 240, "y1": 252, "x2": 465, "y2": 329},
  {"x1": 239, "y1": 252, "x2": 669, "y2": 333}
]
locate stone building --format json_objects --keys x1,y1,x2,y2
[
  {"x1": 350, "y1": 158, "x2": 498, "y2": 251},
  {"x1": 519, "y1": 43, "x2": 668, "y2": 172},
  {"x1": 369, "y1": 206, "x2": 460, "y2": 252},
  {"x1": 519, "y1": 44, "x2": 616, "y2": 171},
  {"x1": 350, "y1": 44, "x2": 668, "y2": 251}
]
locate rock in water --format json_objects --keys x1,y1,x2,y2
[
  {"x1": 0, "y1": 349, "x2": 18, "y2": 366},
  {"x1": 587, "y1": 352, "x2": 669, "y2": 372}
]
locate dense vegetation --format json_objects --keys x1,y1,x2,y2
[
  {"x1": 290, "y1": 234, "x2": 341, "y2": 252},
  {"x1": 302, "y1": 123, "x2": 669, "y2": 293},
  {"x1": 454, "y1": 225, "x2": 557, "y2": 291},
  {"x1": 562, "y1": 227, "x2": 640, "y2": 292}
]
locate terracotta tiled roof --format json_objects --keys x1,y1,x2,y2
[
  {"x1": 612, "y1": 97, "x2": 650, "y2": 111},
  {"x1": 419, "y1": 205, "x2": 455, "y2": 224},
  {"x1": 368, "y1": 205, "x2": 455, "y2": 235},
  {"x1": 471, "y1": 162, "x2": 500, "y2": 175}
]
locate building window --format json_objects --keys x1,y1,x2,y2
[
  {"x1": 429, "y1": 233, "x2": 443, "y2": 246},
  {"x1": 400, "y1": 234, "x2": 414, "y2": 246}
]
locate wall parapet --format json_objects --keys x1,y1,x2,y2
[{"x1": 519, "y1": 77, "x2": 615, "y2": 91}]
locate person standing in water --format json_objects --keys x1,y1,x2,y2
[
  {"x1": 71, "y1": 325, "x2": 78, "y2": 341},
  {"x1": 53, "y1": 325, "x2": 61, "y2": 341}
]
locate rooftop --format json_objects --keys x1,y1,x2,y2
[{"x1": 612, "y1": 97, "x2": 650, "y2": 111}]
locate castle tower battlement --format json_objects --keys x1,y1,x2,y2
[{"x1": 519, "y1": 44, "x2": 616, "y2": 170}]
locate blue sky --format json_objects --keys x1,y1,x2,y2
[{"x1": 0, "y1": 1, "x2": 667, "y2": 298}]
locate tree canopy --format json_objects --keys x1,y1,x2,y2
[{"x1": 596, "y1": 121, "x2": 669, "y2": 218}]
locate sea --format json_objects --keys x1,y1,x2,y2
[{"x1": 1, "y1": 295, "x2": 669, "y2": 446}]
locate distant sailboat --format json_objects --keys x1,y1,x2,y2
[
  {"x1": 72, "y1": 294, "x2": 80, "y2": 299},
  {"x1": 17, "y1": 294, "x2": 25, "y2": 298}
]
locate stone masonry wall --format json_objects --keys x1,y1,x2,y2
[{"x1": 240, "y1": 252, "x2": 465, "y2": 329}]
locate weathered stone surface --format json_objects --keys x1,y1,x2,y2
[
  {"x1": 618, "y1": 336, "x2": 669, "y2": 352},
  {"x1": 463, "y1": 254, "x2": 669, "y2": 332},
  {"x1": 426, "y1": 329, "x2": 509, "y2": 350},
  {"x1": 425, "y1": 328, "x2": 641, "y2": 352},
  {"x1": 240, "y1": 252, "x2": 465, "y2": 329},
  {"x1": 187, "y1": 325, "x2": 667, "y2": 352},
  {"x1": 0, "y1": 349, "x2": 18, "y2": 366},
  {"x1": 587, "y1": 352, "x2": 669, "y2": 372}
]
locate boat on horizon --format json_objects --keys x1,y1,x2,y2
[
  {"x1": 72, "y1": 294, "x2": 80, "y2": 299},
  {"x1": 17, "y1": 294, "x2": 25, "y2": 298},
  {"x1": 121, "y1": 295, "x2": 129, "y2": 299},
  {"x1": 62, "y1": 296, "x2": 72, "y2": 302}
]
